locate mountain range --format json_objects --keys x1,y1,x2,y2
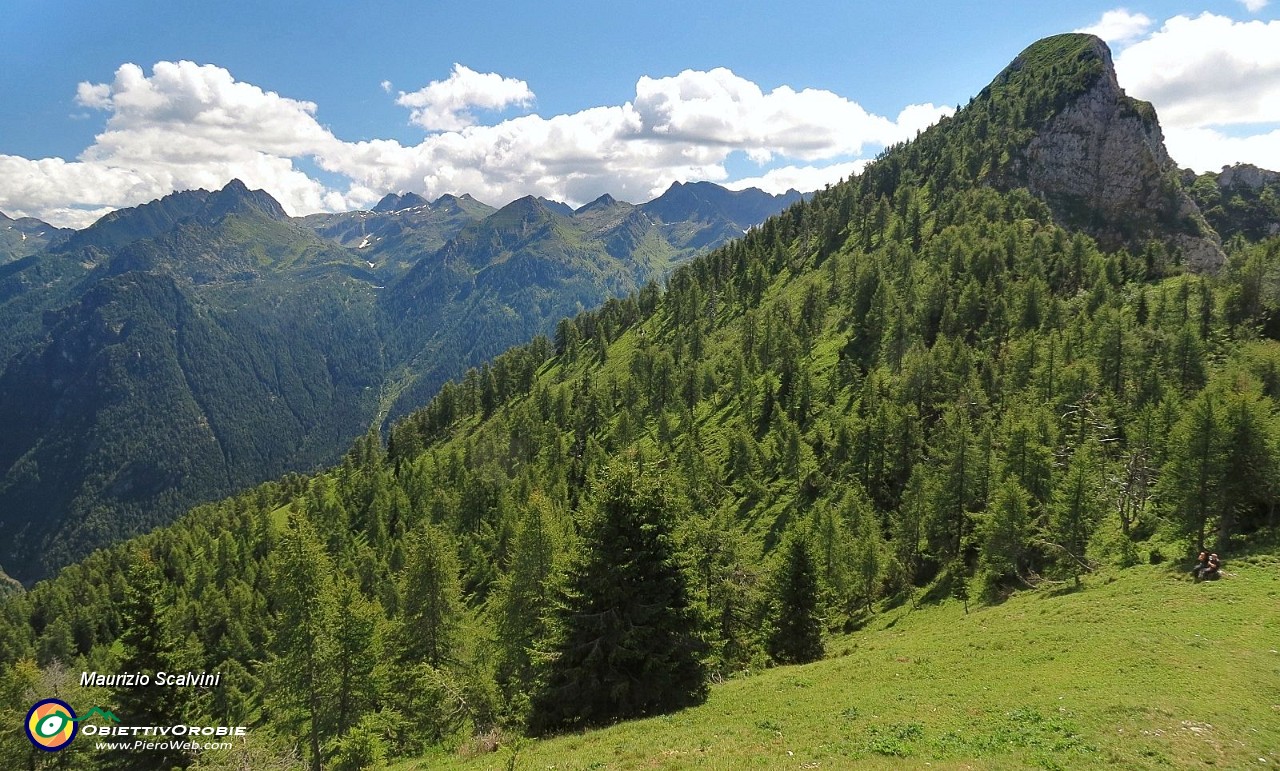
[
  {"x1": 0, "y1": 180, "x2": 802, "y2": 582},
  {"x1": 0, "y1": 31, "x2": 1278, "y2": 770}
]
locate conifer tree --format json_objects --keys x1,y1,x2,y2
[
  {"x1": 1217, "y1": 387, "x2": 1277, "y2": 550},
  {"x1": 400, "y1": 525, "x2": 463, "y2": 668},
  {"x1": 528, "y1": 463, "x2": 707, "y2": 735},
  {"x1": 977, "y1": 477, "x2": 1032, "y2": 598},
  {"x1": 1161, "y1": 391, "x2": 1226, "y2": 552},
  {"x1": 767, "y1": 535, "x2": 824, "y2": 665},
  {"x1": 327, "y1": 574, "x2": 382, "y2": 738},
  {"x1": 492, "y1": 493, "x2": 561, "y2": 710},
  {"x1": 853, "y1": 509, "x2": 885, "y2": 613},
  {"x1": 271, "y1": 514, "x2": 335, "y2": 771},
  {"x1": 108, "y1": 555, "x2": 193, "y2": 770},
  {"x1": 1050, "y1": 446, "x2": 1103, "y2": 584}
]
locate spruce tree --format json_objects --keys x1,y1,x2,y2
[
  {"x1": 767, "y1": 536, "x2": 824, "y2": 665},
  {"x1": 109, "y1": 555, "x2": 193, "y2": 770},
  {"x1": 528, "y1": 463, "x2": 707, "y2": 735}
]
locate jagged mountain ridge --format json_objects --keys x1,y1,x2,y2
[{"x1": 0, "y1": 179, "x2": 801, "y2": 582}]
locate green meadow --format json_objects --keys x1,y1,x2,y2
[{"x1": 410, "y1": 552, "x2": 1279, "y2": 770}]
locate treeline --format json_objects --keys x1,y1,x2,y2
[{"x1": 2, "y1": 41, "x2": 1280, "y2": 767}]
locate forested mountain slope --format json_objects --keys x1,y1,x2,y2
[
  {"x1": 0, "y1": 32, "x2": 1277, "y2": 771},
  {"x1": 0, "y1": 178, "x2": 797, "y2": 582}
]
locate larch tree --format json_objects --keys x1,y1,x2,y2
[
  {"x1": 399, "y1": 525, "x2": 463, "y2": 669},
  {"x1": 270, "y1": 513, "x2": 335, "y2": 771}
]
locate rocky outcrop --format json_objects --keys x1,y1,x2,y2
[
  {"x1": 1217, "y1": 163, "x2": 1280, "y2": 191},
  {"x1": 1006, "y1": 35, "x2": 1225, "y2": 272},
  {"x1": 1184, "y1": 163, "x2": 1280, "y2": 241}
]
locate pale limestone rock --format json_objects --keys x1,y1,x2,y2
[{"x1": 1010, "y1": 37, "x2": 1225, "y2": 272}]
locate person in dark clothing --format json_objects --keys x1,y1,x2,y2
[
  {"x1": 1200, "y1": 553, "x2": 1221, "y2": 581},
  {"x1": 1190, "y1": 551, "x2": 1208, "y2": 579}
]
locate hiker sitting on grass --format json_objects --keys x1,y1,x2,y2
[
  {"x1": 1200, "y1": 553, "x2": 1221, "y2": 581},
  {"x1": 1190, "y1": 551, "x2": 1208, "y2": 579}
]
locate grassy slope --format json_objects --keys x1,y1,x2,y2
[{"x1": 405, "y1": 554, "x2": 1279, "y2": 770}]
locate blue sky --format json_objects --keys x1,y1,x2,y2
[{"x1": 2, "y1": 1, "x2": 1278, "y2": 227}]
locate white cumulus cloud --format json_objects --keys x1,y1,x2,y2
[
  {"x1": 1239, "y1": 0, "x2": 1268, "y2": 12},
  {"x1": 1161, "y1": 127, "x2": 1280, "y2": 174},
  {"x1": 0, "y1": 60, "x2": 351, "y2": 226},
  {"x1": 1115, "y1": 13, "x2": 1280, "y2": 127},
  {"x1": 395, "y1": 64, "x2": 534, "y2": 131},
  {"x1": 1113, "y1": 12, "x2": 1280, "y2": 171},
  {"x1": 724, "y1": 161, "x2": 871, "y2": 196},
  {"x1": 630, "y1": 68, "x2": 948, "y2": 162},
  {"x1": 1076, "y1": 9, "x2": 1154, "y2": 45},
  {"x1": 0, "y1": 61, "x2": 952, "y2": 228}
]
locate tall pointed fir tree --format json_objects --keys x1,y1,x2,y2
[
  {"x1": 528, "y1": 462, "x2": 708, "y2": 735},
  {"x1": 767, "y1": 535, "x2": 824, "y2": 665},
  {"x1": 108, "y1": 554, "x2": 194, "y2": 770}
]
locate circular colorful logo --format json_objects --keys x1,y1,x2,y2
[{"x1": 25, "y1": 699, "x2": 78, "y2": 751}]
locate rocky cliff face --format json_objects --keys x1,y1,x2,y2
[{"x1": 1004, "y1": 35, "x2": 1225, "y2": 272}]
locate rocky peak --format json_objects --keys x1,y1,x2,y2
[
  {"x1": 202, "y1": 179, "x2": 289, "y2": 223},
  {"x1": 997, "y1": 34, "x2": 1224, "y2": 271},
  {"x1": 575, "y1": 193, "x2": 619, "y2": 215},
  {"x1": 1216, "y1": 164, "x2": 1280, "y2": 191},
  {"x1": 373, "y1": 192, "x2": 430, "y2": 213},
  {"x1": 536, "y1": 197, "x2": 575, "y2": 217}
]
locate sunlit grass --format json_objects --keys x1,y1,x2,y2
[{"x1": 401, "y1": 552, "x2": 1279, "y2": 770}]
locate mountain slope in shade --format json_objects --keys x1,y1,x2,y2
[
  {"x1": 0, "y1": 180, "x2": 800, "y2": 582},
  {"x1": 0, "y1": 184, "x2": 388, "y2": 579}
]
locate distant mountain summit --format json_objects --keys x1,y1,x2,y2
[
  {"x1": 0, "y1": 212, "x2": 71, "y2": 263},
  {"x1": 372, "y1": 192, "x2": 431, "y2": 212},
  {"x1": 643, "y1": 181, "x2": 804, "y2": 230},
  {"x1": 199, "y1": 178, "x2": 290, "y2": 222},
  {"x1": 60, "y1": 179, "x2": 289, "y2": 257}
]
